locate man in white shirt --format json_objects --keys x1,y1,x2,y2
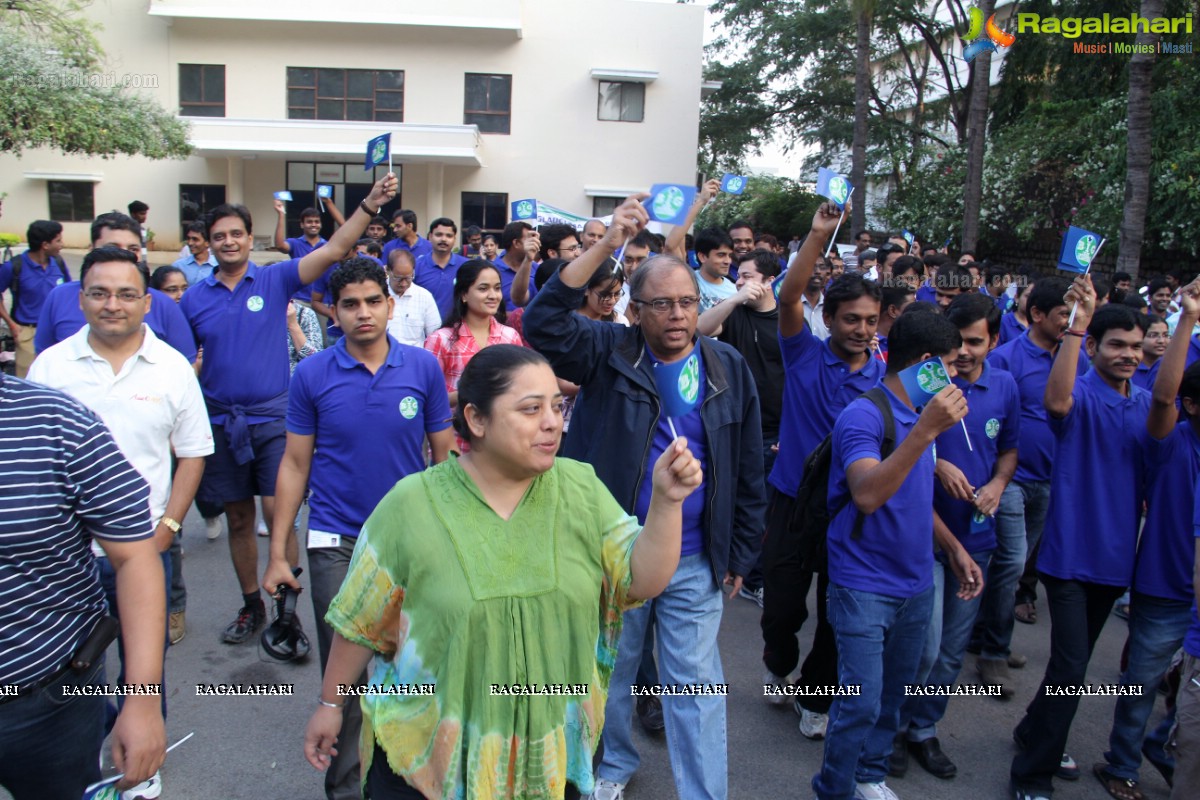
[
  {"x1": 385, "y1": 248, "x2": 441, "y2": 346},
  {"x1": 27, "y1": 245, "x2": 213, "y2": 800},
  {"x1": 802, "y1": 255, "x2": 832, "y2": 340}
]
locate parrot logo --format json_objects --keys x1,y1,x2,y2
[{"x1": 961, "y1": 6, "x2": 1016, "y2": 61}]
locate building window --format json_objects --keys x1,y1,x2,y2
[
  {"x1": 179, "y1": 64, "x2": 226, "y2": 117},
  {"x1": 47, "y1": 181, "x2": 94, "y2": 222},
  {"x1": 287, "y1": 68, "x2": 405, "y2": 122},
  {"x1": 592, "y1": 197, "x2": 620, "y2": 218},
  {"x1": 464, "y1": 74, "x2": 511, "y2": 135},
  {"x1": 179, "y1": 184, "x2": 227, "y2": 241},
  {"x1": 598, "y1": 81, "x2": 644, "y2": 122},
  {"x1": 461, "y1": 192, "x2": 509, "y2": 233}
]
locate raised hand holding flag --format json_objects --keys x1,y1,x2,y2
[
  {"x1": 720, "y1": 173, "x2": 747, "y2": 195},
  {"x1": 815, "y1": 167, "x2": 853, "y2": 210},
  {"x1": 1057, "y1": 225, "x2": 1107, "y2": 326},
  {"x1": 364, "y1": 133, "x2": 391, "y2": 172},
  {"x1": 645, "y1": 183, "x2": 698, "y2": 226}
]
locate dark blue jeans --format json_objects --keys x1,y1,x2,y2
[
  {"x1": 0, "y1": 659, "x2": 106, "y2": 799},
  {"x1": 1104, "y1": 592, "x2": 1191, "y2": 781},
  {"x1": 743, "y1": 436, "x2": 778, "y2": 592},
  {"x1": 97, "y1": 551, "x2": 171, "y2": 729},
  {"x1": 814, "y1": 583, "x2": 934, "y2": 800}
]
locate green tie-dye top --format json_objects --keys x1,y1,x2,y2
[{"x1": 325, "y1": 456, "x2": 643, "y2": 799}]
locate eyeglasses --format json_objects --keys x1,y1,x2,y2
[
  {"x1": 389, "y1": 274, "x2": 413, "y2": 285},
  {"x1": 632, "y1": 296, "x2": 700, "y2": 314},
  {"x1": 1145, "y1": 332, "x2": 1170, "y2": 340},
  {"x1": 82, "y1": 290, "x2": 145, "y2": 303},
  {"x1": 592, "y1": 289, "x2": 622, "y2": 301},
  {"x1": 559, "y1": 243, "x2": 582, "y2": 253}
]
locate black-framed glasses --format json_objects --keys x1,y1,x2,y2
[{"x1": 632, "y1": 296, "x2": 700, "y2": 314}]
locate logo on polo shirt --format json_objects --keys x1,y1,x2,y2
[
  {"x1": 985, "y1": 418, "x2": 1000, "y2": 439},
  {"x1": 247, "y1": 296, "x2": 264, "y2": 312},
  {"x1": 56, "y1": 277, "x2": 64, "y2": 285},
  {"x1": 916, "y1": 362, "x2": 950, "y2": 394},
  {"x1": 399, "y1": 396, "x2": 419, "y2": 419}
]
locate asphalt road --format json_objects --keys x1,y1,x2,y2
[{"x1": 2, "y1": 498, "x2": 1170, "y2": 799}]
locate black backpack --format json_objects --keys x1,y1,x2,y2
[
  {"x1": 793, "y1": 386, "x2": 896, "y2": 573},
  {"x1": 9, "y1": 255, "x2": 70, "y2": 317}
]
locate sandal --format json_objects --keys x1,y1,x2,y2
[
  {"x1": 1093, "y1": 763, "x2": 1144, "y2": 800},
  {"x1": 1014, "y1": 602, "x2": 1037, "y2": 625}
]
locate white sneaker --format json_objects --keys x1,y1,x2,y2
[
  {"x1": 797, "y1": 706, "x2": 829, "y2": 739},
  {"x1": 586, "y1": 778, "x2": 625, "y2": 800},
  {"x1": 205, "y1": 516, "x2": 222, "y2": 540},
  {"x1": 256, "y1": 519, "x2": 269, "y2": 536},
  {"x1": 121, "y1": 771, "x2": 162, "y2": 800},
  {"x1": 764, "y1": 667, "x2": 790, "y2": 706},
  {"x1": 853, "y1": 780, "x2": 900, "y2": 800}
]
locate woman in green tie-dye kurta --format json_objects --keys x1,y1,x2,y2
[{"x1": 306, "y1": 346, "x2": 700, "y2": 800}]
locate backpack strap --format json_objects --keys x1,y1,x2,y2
[
  {"x1": 9, "y1": 256, "x2": 20, "y2": 318},
  {"x1": 849, "y1": 386, "x2": 897, "y2": 540}
]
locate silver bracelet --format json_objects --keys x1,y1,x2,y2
[{"x1": 317, "y1": 698, "x2": 343, "y2": 709}]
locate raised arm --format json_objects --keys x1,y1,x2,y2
[
  {"x1": 663, "y1": 178, "x2": 719, "y2": 260},
  {"x1": 697, "y1": 280, "x2": 764, "y2": 337},
  {"x1": 297, "y1": 173, "x2": 397, "y2": 286},
  {"x1": 1149, "y1": 277, "x2": 1200, "y2": 439},
  {"x1": 508, "y1": 230, "x2": 540, "y2": 308},
  {"x1": 326, "y1": 196, "x2": 346, "y2": 229},
  {"x1": 559, "y1": 195, "x2": 648, "y2": 288},
  {"x1": 780, "y1": 201, "x2": 846, "y2": 338},
  {"x1": 1044, "y1": 275, "x2": 1094, "y2": 419},
  {"x1": 273, "y1": 199, "x2": 291, "y2": 253}
]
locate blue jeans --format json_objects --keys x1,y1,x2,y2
[
  {"x1": 1104, "y1": 592, "x2": 1192, "y2": 781},
  {"x1": 902, "y1": 551, "x2": 992, "y2": 741},
  {"x1": 97, "y1": 551, "x2": 171, "y2": 728},
  {"x1": 971, "y1": 480, "x2": 1049, "y2": 661},
  {"x1": 0, "y1": 659, "x2": 106, "y2": 799},
  {"x1": 813, "y1": 583, "x2": 934, "y2": 800},
  {"x1": 598, "y1": 554, "x2": 728, "y2": 799}
]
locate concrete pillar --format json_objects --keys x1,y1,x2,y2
[
  {"x1": 426, "y1": 163, "x2": 445, "y2": 222},
  {"x1": 227, "y1": 156, "x2": 246, "y2": 205}
]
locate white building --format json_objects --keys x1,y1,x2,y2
[{"x1": 2, "y1": 0, "x2": 705, "y2": 249}]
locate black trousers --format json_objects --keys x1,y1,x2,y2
[
  {"x1": 1011, "y1": 574, "x2": 1125, "y2": 793},
  {"x1": 760, "y1": 487, "x2": 839, "y2": 713},
  {"x1": 366, "y1": 744, "x2": 582, "y2": 799}
]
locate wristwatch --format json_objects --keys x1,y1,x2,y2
[
  {"x1": 359, "y1": 199, "x2": 379, "y2": 217},
  {"x1": 159, "y1": 516, "x2": 182, "y2": 533}
]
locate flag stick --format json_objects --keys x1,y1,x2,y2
[
  {"x1": 613, "y1": 235, "x2": 631, "y2": 270},
  {"x1": 824, "y1": 187, "x2": 854, "y2": 258},
  {"x1": 667, "y1": 417, "x2": 679, "y2": 441},
  {"x1": 1065, "y1": 237, "x2": 1107, "y2": 328},
  {"x1": 961, "y1": 420, "x2": 973, "y2": 452}
]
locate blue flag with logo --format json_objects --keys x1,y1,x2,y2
[
  {"x1": 316, "y1": 184, "x2": 333, "y2": 199},
  {"x1": 273, "y1": 191, "x2": 293, "y2": 202},
  {"x1": 721, "y1": 173, "x2": 747, "y2": 195},
  {"x1": 898, "y1": 357, "x2": 952, "y2": 409},
  {"x1": 815, "y1": 167, "x2": 853, "y2": 210},
  {"x1": 646, "y1": 183, "x2": 697, "y2": 225},
  {"x1": 902, "y1": 229, "x2": 915, "y2": 246},
  {"x1": 364, "y1": 133, "x2": 390, "y2": 171},
  {"x1": 512, "y1": 198, "x2": 538, "y2": 221},
  {"x1": 654, "y1": 352, "x2": 701, "y2": 421},
  {"x1": 1057, "y1": 225, "x2": 1103, "y2": 273}
]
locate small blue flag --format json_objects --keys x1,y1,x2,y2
[
  {"x1": 646, "y1": 183, "x2": 698, "y2": 225},
  {"x1": 815, "y1": 167, "x2": 853, "y2": 210},
  {"x1": 364, "y1": 133, "x2": 391, "y2": 171},
  {"x1": 512, "y1": 198, "x2": 538, "y2": 221},
  {"x1": 1057, "y1": 225, "x2": 1103, "y2": 274},
  {"x1": 969, "y1": 508, "x2": 993, "y2": 535},
  {"x1": 316, "y1": 184, "x2": 333, "y2": 199},
  {"x1": 654, "y1": 352, "x2": 701, "y2": 421},
  {"x1": 902, "y1": 229, "x2": 915, "y2": 246},
  {"x1": 898, "y1": 357, "x2": 953, "y2": 409},
  {"x1": 273, "y1": 191, "x2": 293, "y2": 202},
  {"x1": 721, "y1": 173, "x2": 747, "y2": 195}
]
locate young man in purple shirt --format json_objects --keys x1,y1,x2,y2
[
  {"x1": 380, "y1": 209, "x2": 433, "y2": 264},
  {"x1": 413, "y1": 217, "x2": 469, "y2": 319},
  {"x1": 181, "y1": 173, "x2": 397, "y2": 645},
  {"x1": 1011, "y1": 282, "x2": 1153, "y2": 800},
  {"x1": 761, "y1": 203, "x2": 886, "y2": 739},
  {"x1": 0, "y1": 219, "x2": 68, "y2": 377},
  {"x1": 814, "y1": 308, "x2": 982, "y2": 800},
  {"x1": 274, "y1": 204, "x2": 329, "y2": 304}
]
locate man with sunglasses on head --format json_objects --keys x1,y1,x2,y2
[{"x1": 525, "y1": 195, "x2": 766, "y2": 800}]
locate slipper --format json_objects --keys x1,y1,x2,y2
[
  {"x1": 1014, "y1": 602, "x2": 1037, "y2": 625},
  {"x1": 1093, "y1": 763, "x2": 1144, "y2": 800}
]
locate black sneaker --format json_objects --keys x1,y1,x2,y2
[
  {"x1": 222, "y1": 602, "x2": 265, "y2": 644},
  {"x1": 636, "y1": 694, "x2": 665, "y2": 734}
]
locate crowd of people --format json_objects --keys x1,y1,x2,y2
[{"x1": 1, "y1": 175, "x2": 1200, "y2": 800}]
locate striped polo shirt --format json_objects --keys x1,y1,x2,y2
[{"x1": 0, "y1": 375, "x2": 152, "y2": 688}]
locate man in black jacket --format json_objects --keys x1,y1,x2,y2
[{"x1": 524, "y1": 196, "x2": 765, "y2": 800}]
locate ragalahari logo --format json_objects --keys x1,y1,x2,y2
[{"x1": 961, "y1": 6, "x2": 1016, "y2": 61}]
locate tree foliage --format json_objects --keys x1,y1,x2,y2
[
  {"x1": 695, "y1": 175, "x2": 823, "y2": 239},
  {"x1": 0, "y1": 4, "x2": 192, "y2": 159}
]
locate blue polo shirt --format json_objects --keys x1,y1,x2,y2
[
  {"x1": 771, "y1": 324, "x2": 886, "y2": 497},
  {"x1": 998, "y1": 312, "x2": 1026, "y2": 346},
  {"x1": 0, "y1": 253, "x2": 70, "y2": 325},
  {"x1": 414, "y1": 252, "x2": 469, "y2": 319},
  {"x1": 633, "y1": 347, "x2": 708, "y2": 557},
  {"x1": 286, "y1": 236, "x2": 326, "y2": 302},
  {"x1": 988, "y1": 331, "x2": 1089, "y2": 484},
  {"x1": 1133, "y1": 421, "x2": 1200, "y2": 601},
  {"x1": 172, "y1": 252, "x2": 218, "y2": 288},
  {"x1": 382, "y1": 235, "x2": 433, "y2": 265},
  {"x1": 1187, "y1": 334, "x2": 1200, "y2": 369},
  {"x1": 1132, "y1": 358, "x2": 1162, "y2": 392},
  {"x1": 495, "y1": 257, "x2": 523, "y2": 312},
  {"x1": 1183, "y1": 482, "x2": 1200, "y2": 658},
  {"x1": 916, "y1": 282, "x2": 937, "y2": 305},
  {"x1": 287, "y1": 337, "x2": 451, "y2": 536},
  {"x1": 933, "y1": 363, "x2": 1021, "y2": 554},
  {"x1": 33, "y1": 282, "x2": 197, "y2": 362},
  {"x1": 181, "y1": 260, "x2": 302, "y2": 424},
  {"x1": 828, "y1": 383, "x2": 934, "y2": 598},
  {"x1": 1038, "y1": 370, "x2": 1152, "y2": 585}
]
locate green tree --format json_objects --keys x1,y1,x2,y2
[
  {"x1": 0, "y1": 4, "x2": 192, "y2": 159},
  {"x1": 695, "y1": 175, "x2": 823, "y2": 239}
]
